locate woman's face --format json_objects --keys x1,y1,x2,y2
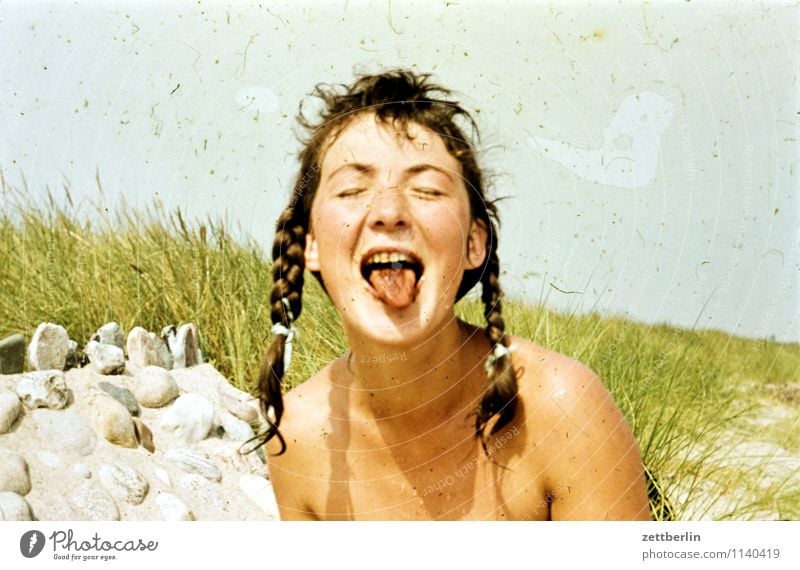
[{"x1": 305, "y1": 113, "x2": 487, "y2": 346}]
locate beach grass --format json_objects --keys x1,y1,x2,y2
[{"x1": 1, "y1": 185, "x2": 797, "y2": 520}]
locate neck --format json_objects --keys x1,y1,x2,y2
[{"x1": 339, "y1": 318, "x2": 487, "y2": 430}]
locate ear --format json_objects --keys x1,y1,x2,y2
[
  {"x1": 465, "y1": 219, "x2": 488, "y2": 270},
  {"x1": 305, "y1": 230, "x2": 320, "y2": 271}
]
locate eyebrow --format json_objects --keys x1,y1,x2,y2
[{"x1": 325, "y1": 162, "x2": 456, "y2": 184}]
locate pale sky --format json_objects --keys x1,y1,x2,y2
[{"x1": 1, "y1": 0, "x2": 797, "y2": 342}]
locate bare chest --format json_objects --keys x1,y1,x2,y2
[{"x1": 308, "y1": 429, "x2": 550, "y2": 520}]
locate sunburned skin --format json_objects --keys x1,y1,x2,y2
[{"x1": 266, "y1": 114, "x2": 651, "y2": 520}]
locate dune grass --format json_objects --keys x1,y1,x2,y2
[{"x1": 1, "y1": 184, "x2": 797, "y2": 520}]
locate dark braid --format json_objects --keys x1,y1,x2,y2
[
  {"x1": 475, "y1": 221, "x2": 518, "y2": 454},
  {"x1": 255, "y1": 206, "x2": 307, "y2": 454}
]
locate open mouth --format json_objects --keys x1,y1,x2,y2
[{"x1": 360, "y1": 250, "x2": 424, "y2": 309}]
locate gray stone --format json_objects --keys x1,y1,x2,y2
[
  {"x1": 126, "y1": 327, "x2": 172, "y2": 369},
  {"x1": 86, "y1": 392, "x2": 137, "y2": 448},
  {"x1": 98, "y1": 382, "x2": 140, "y2": 416},
  {"x1": 159, "y1": 393, "x2": 215, "y2": 443},
  {"x1": 94, "y1": 322, "x2": 125, "y2": 349},
  {"x1": 85, "y1": 341, "x2": 125, "y2": 375},
  {"x1": 98, "y1": 463, "x2": 149, "y2": 505},
  {"x1": 165, "y1": 448, "x2": 222, "y2": 482},
  {"x1": 131, "y1": 366, "x2": 178, "y2": 408},
  {"x1": 239, "y1": 475, "x2": 279, "y2": 519},
  {"x1": 0, "y1": 389, "x2": 22, "y2": 434},
  {"x1": 65, "y1": 340, "x2": 80, "y2": 369},
  {"x1": 0, "y1": 449, "x2": 31, "y2": 495},
  {"x1": 0, "y1": 333, "x2": 25, "y2": 374},
  {"x1": 71, "y1": 480, "x2": 120, "y2": 521},
  {"x1": 156, "y1": 492, "x2": 193, "y2": 521},
  {"x1": 28, "y1": 323, "x2": 69, "y2": 371},
  {"x1": 15, "y1": 370, "x2": 70, "y2": 410},
  {"x1": 0, "y1": 492, "x2": 33, "y2": 520},
  {"x1": 32, "y1": 408, "x2": 97, "y2": 456}
]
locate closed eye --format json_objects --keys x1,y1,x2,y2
[
  {"x1": 336, "y1": 187, "x2": 367, "y2": 198},
  {"x1": 411, "y1": 187, "x2": 445, "y2": 198}
]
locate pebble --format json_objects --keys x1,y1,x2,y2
[
  {"x1": 28, "y1": 322, "x2": 69, "y2": 371},
  {"x1": 154, "y1": 467, "x2": 171, "y2": 487},
  {"x1": 127, "y1": 327, "x2": 173, "y2": 369},
  {"x1": 86, "y1": 392, "x2": 137, "y2": 448},
  {"x1": 156, "y1": 492, "x2": 194, "y2": 521},
  {"x1": 73, "y1": 464, "x2": 92, "y2": 479},
  {"x1": 166, "y1": 323, "x2": 203, "y2": 369},
  {"x1": 219, "y1": 390, "x2": 261, "y2": 427},
  {"x1": 15, "y1": 370, "x2": 70, "y2": 410},
  {"x1": 85, "y1": 341, "x2": 125, "y2": 375},
  {"x1": 33, "y1": 408, "x2": 97, "y2": 456},
  {"x1": 239, "y1": 475, "x2": 279, "y2": 518},
  {"x1": 98, "y1": 463, "x2": 149, "y2": 505},
  {"x1": 98, "y1": 382, "x2": 140, "y2": 416},
  {"x1": 166, "y1": 448, "x2": 222, "y2": 482},
  {"x1": 37, "y1": 451, "x2": 61, "y2": 468},
  {"x1": 197, "y1": 439, "x2": 265, "y2": 475},
  {"x1": 65, "y1": 339, "x2": 80, "y2": 369},
  {"x1": 0, "y1": 492, "x2": 33, "y2": 520},
  {"x1": 219, "y1": 411, "x2": 255, "y2": 442},
  {"x1": 131, "y1": 366, "x2": 178, "y2": 408},
  {"x1": 0, "y1": 389, "x2": 22, "y2": 434},
  {"x1": 0, "y1": 333, "x2": 25, "y2": 374},
  {"x1": 71, "y1": 480, "x2": 120, "y2": 521},
  {"x1": 0, "y1": 449, "x2": 31, "y2": 495},
  {"x1": 179, "y1": 474, "x2": 224, "y2": 509},
  {"x1": 159, "y1": 393, "x2": 215, "y2": 443},
  {"x1": 95, "y1": 322, "x2": 125, "y2": 349},
  {"x1": 132, "y1": 417, "x2": 155, "y2": 452}
]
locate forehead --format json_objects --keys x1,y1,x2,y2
[{"x1": 319, "y1": 113, "x2": 461, "y2": 176}]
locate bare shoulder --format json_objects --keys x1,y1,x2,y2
[
  {"x1": 507, "y1": 336, "x2": 651, "y2": 520},
  {"x1": 266, "y1": 358, "x2": 340, "y2": 520}
]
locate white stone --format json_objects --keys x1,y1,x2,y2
[
  {"x1": 178, "y1": 474, "x2": 223, "y2": 509},
  {"x1": 126, "y1": 327, "x2": 173, "y2": 369},
  {"x1": 164, "y1": 323, "x2": 203, "y2": 369},
  {"x1": 0, "y1": 389, "x2": 21, "y2": 434},
  {"x1": 159, "y1": 393, "x2": 215, "y2": 443},
  {"x1": 0, "y1": 492, "x2": 33, "y2": 520},
  {"x1": 15, "y1": 370, "x2": 70, "y2": 410},
  {"x1": 130, "y1": 366, "x2": 179, "y2": 408},
  {"x1": 73, "y1": 464, "x2": 92, "y2": 479},
  {"x1": 33, "y1": 409, "x2": 97, "y2": 456},
  {"x1": 71, "y1": 481, "x2": 120, "y2": 521},
  {"x1": 239, "y1": 475, "x2": 279, "y2": 519},
  {"x1": 165, "y1": 448, "x2": 222, "y2": 482},
  {"x1": 85, "y1": 340, "x2": 125, "y2": 375},
  {"x1": 86, "y1": 392, "x2": 137, "y2": 448},
  {"x1": 219, "y1": 389, "x2": 261, "y2": 427},
  {"x1": 28, "y1": 322, "x2": 69, "y2": 371},
  {"x1": 156, "y1": 492, "x2": 194, "y2": 521},
  {"x1": 37, "y1": 451, "x2": 61, "y2": 468},
  {"x1": 154, "y1": 467, "x2": 171, "y2": 487},
  {"x1": 0, "y1": 449, "x2": 31, "y2": 495},
  {"x1": 95, "y1": 322, "x2": 125, "y2": 349},
  {"x1": 219, "y1": 410, "x2": 255, "y2": 442},
  {"x1": 99, "y1": 463, "x2": 149, "y2": 505}
]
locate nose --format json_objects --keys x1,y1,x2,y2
[{"x1": 366, "y1": 187, "x2": 410, "y2": 231}]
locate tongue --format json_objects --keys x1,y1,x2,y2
[{"x1": 368, "y1": 268, "x2": 417, "y2": 309}]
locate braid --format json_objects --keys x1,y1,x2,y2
[
  {"x1": 475, "y1": 223, "x2": 518, "y2": 455},
  {"x1": 255, "y1": 206, "x2": 307, "y2": 455}
]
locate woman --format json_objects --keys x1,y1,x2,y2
[{"x1": 258, "y1": 69, "x2": 650, "y2": 520}]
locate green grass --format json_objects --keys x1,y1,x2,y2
[{"x1": 1, "y1": 184, "x2": 798, "y2": 520}]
